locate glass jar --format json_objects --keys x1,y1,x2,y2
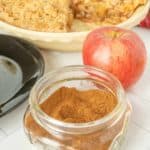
[{"x1": 23, "y1": 65, "x2": 131, "y2": 150}]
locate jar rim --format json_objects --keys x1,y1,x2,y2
[{"x1": 29, "y1": 65, "x2": 127, "y2": 131}]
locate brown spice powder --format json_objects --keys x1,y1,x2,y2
[
  {"x1": 40, "y1": 87, "x2": 117, "y2": 123},
  {"x1": 25, "y1": 87, "x2": 122, "y2": 150}
]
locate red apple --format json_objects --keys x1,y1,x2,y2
[
  {"x1": 83, "y1": 27, "x2": 147, "y2": 88},
  {"x1": 140, "y1": 11, "x2": 150, "y2": 28}
]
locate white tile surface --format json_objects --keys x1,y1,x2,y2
[
  {"x1": 0, "y1": 129, "x2": 35, "y2": 150},
  {"x1": 0, "y1": 101, "x2": 27, "y2": 135},
  {"x1": 0, "y1": 27, "x2": 150, "y2": 150},
  {"x1": 122, "y1": 122, "x2": 150, "y2": 150},
  {"x1": 0, "y1": 128, "x2": 7, "y2": 141},
  {"x1": 127, "y1": 92, "x2": 150, "y2": 132},
  {"x1": 41, "y1": 50, "x2": 82, "y2": 72}
]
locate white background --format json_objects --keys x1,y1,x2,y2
[{"x1": 0, "y1": 27, "x2": 150, "y2": 150}]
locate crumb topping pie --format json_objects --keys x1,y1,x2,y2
[
  {"x1": 72, "y1": 0, "x2": 147, "y2": 25},
  {"x1": 0, "y1": 0, "x2": 73, "y2": 32},
  {"x1": 0, "y1": 0, "x2": 147, "y2": 32}
]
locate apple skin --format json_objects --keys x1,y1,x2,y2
[
  {"x1": 140, "y1": 11, "x2": 150, "y2": 28},
  {"x1": 83, "y1": 27, "x2": 147, "y2": 89}
]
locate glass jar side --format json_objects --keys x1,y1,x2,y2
[{"x1": 23, "y1": 65, "x2": 131, "y2": 150}]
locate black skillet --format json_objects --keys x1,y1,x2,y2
[{"x1": 0, "y1": 35, "x2": 44, "y2": 116}]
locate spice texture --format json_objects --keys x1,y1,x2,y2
[{"x1": 40, "y1": 87, "x2": 117, "y2": 123}]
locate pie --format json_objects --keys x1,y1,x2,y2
[
  {"x1": 0, "y1": 0, "x2": 147, "y2": 32},
  {"x1": 0, "y1": 0, "x2": 73, "y2": 32},
  {"x1": 72, "y1": 0, "x2": 147, "y2": 25}
]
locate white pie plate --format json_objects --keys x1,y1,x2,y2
[{"x1": 0, "y1": 1, "x2": 149, "y2": 51}]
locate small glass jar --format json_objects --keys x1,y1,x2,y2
[{"x1": 23, "y1": 65, "x2": 131, "y2": 150}]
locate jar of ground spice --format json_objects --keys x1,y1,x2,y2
[{"x1": 24, "y1": 65, "x2": 131, "y2": 150}]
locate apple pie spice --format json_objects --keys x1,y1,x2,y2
[
  {"x1": 42, "y1": 87, "x2": 117, "y2": 123},
  {"x1": 24, "y1": 87, "x2": 126, "y2": 150},
  {"x1": 24, "y1": 66, "x2": 131, "y2": 150}
]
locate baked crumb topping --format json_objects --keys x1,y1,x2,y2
[
  {"x1": 0, "y1": 0, "x2": 147, "y2": 32},
  {"x1": 0, "y1": 0, "x2": 73, "y2": 32},
  {"x1": 72, "y1": 0, "x2": 147, "y2": 25}
]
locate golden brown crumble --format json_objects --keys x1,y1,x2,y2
[
  {"x1": 72, "y1": 0, "x2": 147, "y2": 26},
  {"x1": 0, "y1": 0, "x2": 73, "y2": 32},
  {"x1": 0, "y1": 0, "x2": 147, "y2": 32}
]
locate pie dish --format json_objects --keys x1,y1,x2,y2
[{"x1": 0, "y1": 0, "x2": 149, "y2": 51}]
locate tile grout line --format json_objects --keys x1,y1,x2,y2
[
  {"x1": 0, "y1": 128, "x2": 8, "y2": 136},
  {"x1": 0, "y1": 128, "x2": 8, "y2": 143},
  {"x1": 132, "y1": 121, "x2": 150, "y2": 134},
  {"x1": 7, "y1": 127, "x2": 22, "y2": 137}
]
